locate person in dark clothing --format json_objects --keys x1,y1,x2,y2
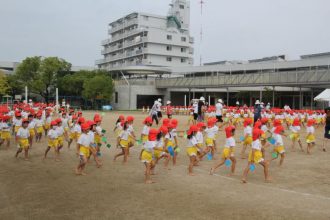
[
  {"x1": 323, "y1": 107, "x2": 330, "y2": 152},
  {"x1": 253, "y1": 100, "x2": 262, "y2": 123},
  {"x1": 197, "y1": 97, "x2": 205, "y2": 122}
]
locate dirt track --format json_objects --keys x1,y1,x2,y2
[{"x1": 0, "y1": 111, "x2": 329, "y2": 220}]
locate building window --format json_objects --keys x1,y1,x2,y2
[
  {"x1": 180, "y1": 4, "x2": 184, "y2": 9},
  {"x1": 166, "y1": 57, "x2": 172, "y2": 62},
  {"x1": 115, "y1": 92, "x2": 118, "y2": 103},
  {"x1": 181, "y1": 48, "x2": 186, "y2": 53},
  {"x1": 181, "y1": 58, "x2": 186, "y2": 63},
  {"x1": 143, "y1": 16, "x2": 149, "y2": 21},
  {"x1": 167, "y1": 35, "x2": 172, "y2": 40},
  {"x1": 181, "y1": 37, "x2": 186, "y2": 42},
  {"x1": 166, "y1": 45, "x2": 172, "y2": 51}
]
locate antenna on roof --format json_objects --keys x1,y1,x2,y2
[{"x1": 199, "y1": 0, "x2": 205, "y2": 66}]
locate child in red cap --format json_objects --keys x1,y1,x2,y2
[
  {"x1": 306, "y1": 119, "x2": 316, "y2": 154},
  {"x1": 272, "y1": 125, "x2": 286, "y2": 166},
  {"x1": 210, "y1": 125, "x2": 237, "y2": 176},
  {"x1": 186, "y1": 125, "x2": 199, "y2": 176}
]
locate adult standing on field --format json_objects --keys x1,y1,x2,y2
[
  {"x1": 198, "y1": 97, "x2": 205, "y2": 122},
  {"x1": 156, "y1": 98, "x2": 162, "y2": 120},
  {"x1": 323, "y1": 107, "x2": 330, "y2": 152},
  {"x1": 215, "y1": 99, "x2": 224, "y2": 123},
  {"x1": 254, "y1": 100, "x2": 262, "y2": 123}
]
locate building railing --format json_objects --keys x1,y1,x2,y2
[
  {"x1": 115, "y1": 78, "x2": 156, "y2": 86},
  {"x1": 155, "y1": 69, "x2": 330, "y2": 88}
]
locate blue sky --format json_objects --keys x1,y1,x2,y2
[{"x1": 0, "y1": 0, "x2": 329, "y2": 66}]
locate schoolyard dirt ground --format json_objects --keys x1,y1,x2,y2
[{"x1": 0, "y1": 111, "x2": 329, "y2": 220}]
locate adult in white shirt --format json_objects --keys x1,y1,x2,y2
[{"x1": 215, "y1": 99, "x2": 224, "y2": 123}]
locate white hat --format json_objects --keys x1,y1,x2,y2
[
  {"x1": 200, "y1": 97, "x2": 205, "y2": 101},
  {"x1": 255, "y1": 100, "x2": 260, "y2": 105},
  {"x1": 167, "y1": 101, "x2": 171, "y2": 104},
  {"x1": 236, "y1": 101, "x2": 239, "y2": 105},
  {"x1": 218, "y1": 99, "x2": 223, "y2": 103},
  {"x1": 158, "y1": 98, "x2": 162, "y2": 102}
]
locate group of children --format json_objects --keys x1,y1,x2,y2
[
  {"x1": 0, "y1": 103, "x2": 324, "y2": 184},
  {"x1": 132, "y1": 109, "x2": 321, "y2": 184}
]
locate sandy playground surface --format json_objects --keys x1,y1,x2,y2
[{"x1": 0, "y1": 111, "x2": 330, "y2": 220}]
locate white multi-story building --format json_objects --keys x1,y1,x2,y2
[{"x1": 96, "y1": 0, "x2": 194, "y2": 70}]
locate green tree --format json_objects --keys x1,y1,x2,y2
[
  {"x1": 15, "y1": 56, "x2": 71, "y2": 103},
  {"x1": 0, "y1": 71, "x2": 10, "y2": 96},
  {"x1": 82, "y1": 73, "x2": 114, "y2": 107},
  {"x1": 58, "y1": 70, "x2": 95, "y2": 96}
]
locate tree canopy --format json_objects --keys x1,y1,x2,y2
[{"x1": 0, "y1": 70, "x2": 10, "y2": 96}]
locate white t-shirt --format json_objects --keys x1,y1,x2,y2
[
  {"x1": 17, "y1": 127, "x2": 30, "y2": 138},
  {"x1": 205, "y1": 126, "x2": 218, "y2": 139},
  {"x1": 290, "y1": 126, "x2": 301, "y2": 133},
  {"x1": 244, "y1": 126, "x2": 252, "y2": 136},
  {"x1": 95, "y1": 126, "x2": 102, "y2": 136},
  {"x1": 88, "y1": 131, "x2": 95, "y2": 144},
  {"x1": 225, "y1": 137, "x2": 236, "y2": 148},
  {"x1": 215, "y1": 103, "x2": 223, "y2": 116},
  {"x1": 56, "y1": 126, "x2": 64, "y2": 136},
  {"x1": 143, "y1": 141, "x2": 156, "y2": 152},
  {"x1": 13, "y1": 118, "x2": 22, "y2": 127},
  {"x1": 273, "y1": 134, "x2": 283, "y2": 146},
  {"x1": 119, "y1": 130, "x2": 130, "y2": 141},
  {"x1": 306, "y1": 126, "x2": 315, "y2": 134},
  {"x1": 78, "y1": 133, "x2": 91, "y2": 147},
  {"x1": 193, "y1": 103, "x2": 198, "y2": 114},
  {"x1": 0, "y1": 122, "x2": 10, "y2": 132},
  {"x1": 261, "y1": 125, "x2": 268, "y2": 133},
  {"x1": 28, "y1": 120, "x2": 36, "y2": 129},
  {"x1": 35, "y1": 118, "x2": 44, "y2": 127},
  {"x1": 74, "y1": 124, "x2": 81, "y2": 134},
  {"x1": 196, "y1": 131, "x2": 204, "y2": 144},
  {"x1": 48, "y1": 128, "x2": 58, "y2": 139},
  {"x1": 61, "y1": 118, "x2": 69, "y2": 128},
  {"x1": 187, "y1": 136, "x2": 197, "y2": 148},
  {"x1": 141, "y1": 125, "x2": 150, "y2": 136},
  {"x1": 252, "y1": 139, "x2": 262, "y2": 150}
]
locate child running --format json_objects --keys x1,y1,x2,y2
[
  {"x1": 76, "y1": 123, "x2": 92, "y2": 175},
  {"x1": 210, "y1": 125, "x2": 237, "y2": 176},
  {"x1": 114, "y1": 121, "x2": 130, "y2": 163},
  {"x1": 44, "y1": 120, "x2": 60, "y2": 161},
  {"x1": 241, "y1": 118, "x2": 253, "y2": 159},
  {"x1": 15, "y1": 119, "x2": 30, "y2": 160},
  {"x1": 186, "y1": 125, "x2": 199, "y2": 176},
  {"x1": 271, "y1": 125, "x2": 286, "y2": 166},
  {"x1": 242, "y1": 126, "x2": 271, "y2": 183},
  {"x1": 0, "y1": 115, "x2": 11, "y2": 149},
  {"x1": 306, "y1": 119, "x2": 316, "y2": 154}
]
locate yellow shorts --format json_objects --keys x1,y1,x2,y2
[
  {"x1": 94, "y1": 134, "x2": 101, "y2": 144},
  {"x1": 1, "y1": 131, "x2": 11, "y2": 140},
  {"x1": 274, "y1": 146, "x2": 285, "y2": 154},
  {"x1": 64, "y1": 127, "x2": 69, "y2": 132},
  {"x1": 19, "y1": 138, "x2": 29, "y2": 149},
  {"x1": 57, "y1": 136, "x2": 64, "y2": 146},
  {"x1": 142, "y1": 135, "x2": 148, "y2": 143},
  {"x1": 166, "y1": 141, "x2": 174, "y2": 149},
  {"x1": 306, "y1": 134, "x2": 315, "y2": 144},
  {"x1": 48, "y1": 139, "x2": 58, "y2": 148},
  {"x1": 44, "y1": 124, "x2": 50, "y2": 130},
  {"x1": 244, "y1": 136, "x2": 252, "y2": 145},
  {"x1": 36, "y1": 126, "x2": 44, "y2": 134},
  {"x1": 222, "y1": 147, "x2": 235, "y2": 159},
  {"x1": 29, "y1": 129, "x2": 35, "y2": 137},
  {"x1": 141, "y1": 150, "x2": 153, "y2": 163},
  {"x1": 154, "y1": 149, "x2": 163, "y2": 159},
  {"x1": 248, "y1": 150, "x2": 264, "y2": 163},
  {"x1": 15, "y1": 126, "x2": 21, "y2": 133},
  {"x1": 205, "y1": 138, "x2": 214, "y2": 147},
  {"x1": 186, "y1": 146, "x2": 198, "y2": 157},
  {"x1": 290, "y1": 133, "x2": 300, "y2": 141},
  {"x1": 69, "y1": 132, "x2": 77, "y2": 140},
  {"x1": 79, "y1": 146, "x2": 90, "y2": 157},
  {"x1": 120, "y1": 139, "x2": 129, "y2": 148},
  {"x1": 128, "y1": 136, "x2": 134, "y2": 145}
]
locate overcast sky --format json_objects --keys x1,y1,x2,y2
[{"x1": 1, "y1": 0, "x2": 330, "y2": 66}]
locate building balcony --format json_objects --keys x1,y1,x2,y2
[
  {"x1": 109, "y1": 18, "x2": 138, "y2": 34},
  {"x1": 189, "y1": 37, "x2": 194, "y2": 44},
  {"x1": 101, "y1": 38, "x2": 111, "y2": 46}
]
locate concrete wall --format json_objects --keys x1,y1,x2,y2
[{"x1": 113, "y1": 80, "x2": 167, "y2": 110}]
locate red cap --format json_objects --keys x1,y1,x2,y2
[
  {"x1": 148, "y1": 128, "x2": 158, "y2": 141},
  {"x1": 292, "y1": 118, "x2": 300, "y2": 126},
  {"x1": 143, "y1": 116, "x2": 152, "y2": 124},
  {"x1": 307, "y1": 119, "x2": 315, "y2": 127},
  {"x1": 252, "y1": 128, "x2": 264, "y2": 141},
  {"x1": 51, "y1": 121, "x2": 57, "y2": 126},
  {"x1": 273, "y1": 119, "x2": 282, "y2": 127},
  {"x1": 126, "y1": 116, "x2": 134, "y2": 122},
  {"x1": 261, "y1": 118, "x2": 268, "y2": 124},
  {"x1": 87, "y1": 120, "x2": 96, "y2": 127},
  {"x1": 167, "y1": 123, "x2": 175, "y2": 129},
  {"x1": 159, "y1": 126, "x2": 168, "y2": 134},
  {"x1": 187, "y1": 125, "x2": 199, "y2": 135},
  {"x1": 72, "y1": 115, "x2": 78, "y2": 120},
  {"x1": 274, "y1": 125, "x2": 284, "y2": 134},
  {"x1": 197, "y1": 122, "x2": 206, "y2": 129},
  {"x1": 244, "y1": 118, "x2": 253, "y2": 127},
  {"x1": 94, "y1": 117, "x2": 102, "y2": 123},
  {"x1": 119, "y1": 115, "x2": 125, "y2": 121},
  {"x1": 81, "y1": 123, "x2": 90, "y2": 131},
  {"x1": 78, "y1": 117, "x2": 85, "y2": 124},
  {"x1": 170, "y1": 119, "x2": 178, "y2": 128},
  {"x1": 55, "y1": 118, "x2": 62, "y2": 123},
  {"x1": 162, "y1": 118, "x2": 170, "y2": 126},
  {"x1": 22, "y1": 118, "x2": 29, "y2": 123},
  {"x1": 254, "y1": 121, "x2": 262, "y2": 129},
  {"x1": 225, "y1": 125, "x2": 235, "y2": 138}
]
